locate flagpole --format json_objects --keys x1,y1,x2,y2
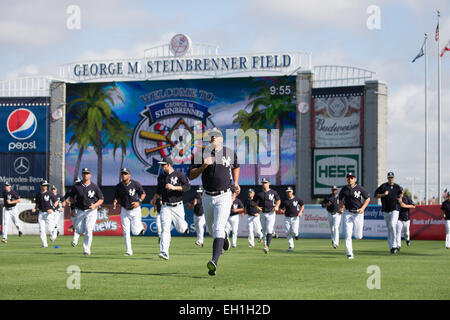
[
  {"x1": 437, "y1": 10, "x2": 442, "y2": 204},
  {"x1": 425, "y1": 32, "x2": 429, "y2": 204}
]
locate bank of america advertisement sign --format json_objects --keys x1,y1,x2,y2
[{"x1": 313, "y1": 148, "x2": 362, "y2": 196}]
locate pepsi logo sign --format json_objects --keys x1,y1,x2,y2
[{"x1": 7, "y1": 108, "x2": 37, "y2": 140}]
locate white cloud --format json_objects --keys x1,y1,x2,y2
[{"x1": 3, "y1": 64, "x2": 40, "y2": 80}]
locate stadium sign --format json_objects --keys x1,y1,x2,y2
[{"x1": 313, "y1": 148, "x2": 362, "y2": 196}]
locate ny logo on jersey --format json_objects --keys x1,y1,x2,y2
[
  {"x1": 7, "y1": 194, "x2": 12, "y2": 200},
  {"x1": 293, "y1": 201, "x2": 298, "y2": 207},
  {"x1": 170, "y1": 176, "x2": 178, "y2": 185},
  {"x1": 87, "y1": 190, "x2": 95, "y2": 198},
  {"x1": 354, "y1": 191, "x2": 361, "y2": 199},
  {"x1": 44, "y1": 195, "x2": 50, "y2": 202},
  {"x1": 233, "y1": 204, "x2": 238, "y2": 209},
  {"x1": 129, "y1": 188, "x2": 136, "y2": 197},
  {"x1": 222, "y1": 156, "x2": 231, "y2": 168}
]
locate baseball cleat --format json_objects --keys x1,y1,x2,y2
[
  {"x1": 390, "y1": 248, "x2": 395, "y2": 254},
  {"x1": 249, "y1": 245, "x2": 255, "y2": 248},
  {"x1": 232, "y1": 245, "x2": 237, "y2": 248},
  {"x1": 41, "y1": 245, "x2": 48, "y2": 248},
  {"x1": 347, "y1": 255, "x2": 354, "y2": 259},
  {"x1": 71, "y1": 241, "x2": 77, "y2": 247},
  {"x1": 207, "y1": 260, "x2": 217, "y2": 276},
  {"x1": 83, "y1": 252, "x2": 91, "y2": 256},
  {"x1": 18, "y1": 231, "x2": 23, "y2": 237},
  {"x1": 446, "y1": 247, "x2": 449, "y2": 250},
  {"x1": 184, "y1": 228, "x2": 190, "y2": 235},
  {"x1": 287, "y1": 247, "x2": 294, "y2": 252},
  {"x1": 195, "y1": 240, "x2": 203, "y2": 247},
  {"x1": 158, "y1": 252, "x2": 169, "y2": 260},
  {"x1": 295, "y1": 236, "x2": 298, "y2": 240},
  {"x1": 138, "y1": 229, "x2": 145, "y2": 236},
  {"x1": 124, "y1": 252, "x2": 133, "y2": 256},
  {"x1": 1, "y1": 239, "x2": 7, "y2": 244},
  {"x1": 57, "y1": 230, "x2": 60, "y2": 236},
  {"x1": 263, "y1": 246, "x2": 269, "y2": 254},
  {"x1": 397, "y1": 247, "x2": 401, "y2": 252},
  {"x1": 223, "y1": 232, "x2": 230, "y2": 251},
  {"x1": 406, "y1": 240, "x2": 411, "y2": 246}
]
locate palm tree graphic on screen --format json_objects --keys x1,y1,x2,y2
[
  {"x1": 233, "y1": 77, "x2": 296, "y2": 185},
  {"x1": 67, "y1": 84, "x2": 133, "y2": 186}
]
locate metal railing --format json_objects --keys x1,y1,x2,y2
[
  {"x1": 0, "y1": 76, "x2": 57, "y2": 97},
  {"x1": 313, "y1": 65, "x2": 375, "y2": 88}
]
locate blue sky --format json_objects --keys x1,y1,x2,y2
[{"x1": 0, "y1": 0, "x2": 449, "y2": 198}]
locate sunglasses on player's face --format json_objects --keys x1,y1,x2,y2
[{"x1": 121, "y1": 172, "x2": 129, "y2": 175}]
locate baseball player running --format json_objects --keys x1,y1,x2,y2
[
  {"x1": 321, "y1": 185, "x2": 341, "y2": 249},
  {"x1": 151, "y1": 157, "x2": 190, "y2": 261},
  {"x1": 396, "y1": 193, "x2": 415, "y2": 248},
  {"x1": 253, "y1": 178, "x2": 281, "y2": 254},
  {"x1": 188, "y1": 127, "x2": 240, "y2": 276},
  {"x1": 67, "y1": 168, "x2": 104, "y2": 256},
  {"x1": 51, "y1": 185, "x2": 65, "y2": 237},
  {"x1": 113, "y1": 168, "x2": 146, "y2": 256},
  {"x1": 245, "y1": 188, "x2": 263, "y2": 247},
  {"x1": 375, "y1": 172, "x2": 404, "y2": 254},
  {"x1": 187, "y1": 187, "x2": 206, "y2": 247},
  {"x1": 65, "y1": 177, "x2": 82, "y2": 247},
  {"x1": 280, "y1": 186, "x2": 304, "y2": 251},
  {"x1": 2, "y1": 181, "x2": 23, "y2": 243},
  {"x1": 225, "y1": 191, "x2": 244, "y2": 248},
  {"x1": 440, "y1": 192, "x2": 450, "y2": 249},
  {"x1": 32, "y1": 181, "x2": 59, "y2": 247},
  {"x1": 338, "y1": 172, "x2": 370, "y2": 259},
  {"x1": 155, "y1": 198, "x2": 162, "y2": 244}
]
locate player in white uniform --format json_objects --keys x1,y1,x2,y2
[
  {"x1": 65, "y1": 177, "x2": 82, "y2": 247},
  {"x1": 113, "y1": 168, "x2": 146, "y2": 256},
  {"x1": 51, "y1": 186, "x2": 65, "y2": 237},
  {"x1": 2, "y1": 181, "x2": 23, "y2": 243},
  {"x1": 187, "y1": 187, "x2": 206, "y2": 247},
  {"x1": 245, "y1": 189, "x2": 264, "y2": 247},
  {"x1": 32, "y1": 181, "x2": 59, "y2": 247},
  {"x1": 280, "y1": 186, "x2": 304, "y2": 251},
  {"x1": 225, "y1": 191, "x2": 244, "y2": 248},
  {"x1": 321, "y1": 186, "x2": 342, "y2": 248}
]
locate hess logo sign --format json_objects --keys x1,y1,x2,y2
[
  {"x1": 316, "y1": 155, "x2": 358, "y2": 185},
  {"x1": 6, "y1": 109, "x2": 38, "y2": 151}
]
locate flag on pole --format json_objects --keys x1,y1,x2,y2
[
  {"x1": 435, "y1": 21, "x2": 439, "y2": 41},
  {"x1": 412, "y1": 39, "x2": 426, "y2": 62},
  {"x1": 441, "y1": 40, "x2": 450, "y2": 57}
]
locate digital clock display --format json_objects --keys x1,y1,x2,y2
[{"x1": 269, "y1": 85, "x2": 292, "y2": 95}]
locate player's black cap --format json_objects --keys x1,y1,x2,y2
[
  {"x1": 285, "y1": 186, "x2": 294, "y2": 192},
  {"x1": 346, "y1": 172, "x2": 356, "y2": 178},
  {"x1": 207, "y1": 127, "x2": 223, "y2": 137},
  {"x1": 197, "y1": 186, "x2": 203, "y2": 193},
  {"x1": 332, "y1": 185, "x2": 338, "y2": 190},
  {"x1": 4, "y1": 181, "x2": 11, "y2": 186},
  {"x1": 41, "y1": 180, "x2": 50, "y2": 186},
  {"x1": 51, "y1": 185, "x2": 57, "y2": 190},
  {"x1": 81, "y1": 168, "x2": 91, "y2": 174},
  {"x1": 73, "y1": 176, "x2": 81, "y2": 183},
  {"x1": 387, "y1": 172, "x2": 395, "y2": 178},
  {"x1": 158, "y1": 157, "x2": 173, "y2": 166},
  {"x1": 120, "y1": 168, "x2": 130, "y2": 174},
  {"x1": 248, "y1": 188, "x2": 255, "y2": 193},
  {"x1": 261, "y1": 178, "x2": 270, "y2": 183}
]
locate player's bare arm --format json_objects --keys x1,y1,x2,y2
[
  {"x1": 90, "y1": 198, "x2": 104, "y2": 210},
  {"x1": 150, "y1": 193, "x2": 161, "y2": 205},
  {"x1": 298, "y1": 205, "x2": 305, "y2": 217},
  {"x1": 232, "y1": 167, "x2": 240, "y2": 194},
  {"x1": 357, "y1": 197, "x2": 371, "y2": 214},
  {"x1": 274, "y1": 199, "x2": 281, "y2": 212},
  {"x1": 338, "y1": 200, "x2": 344, "y2": 214},
  {"x1": 189, "y1": 158, "x2": 212, "y2": 180}
]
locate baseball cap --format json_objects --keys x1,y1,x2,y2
[
  {"x1": 387, "y1": 172, "x2": 395, "y2": 178},
  {"x1": 120, "y1": 168, "x2": 130, "y2": 174},
  {"x1": 285, "y1": 186, "x2": 294, "y2": 192},
  {"x1": 207, "y1": 127, "x2": 223, "y2": 138},
  {"x1": 81, "y1": 168, "x2": 91, "y2": 174},
  {"x1": 51, "y1": 185, "x2": 57, "y2": 190},
  {"x1": 197, "y1": 187, "x2": 203, "y2": 193},
  {"x1": 248, "y1": 188, "x2": 255, "y2": 193},
  {"x1": 346, "y1": 172, "x2": 356, "y2": 178},
  {"x1": 41, "y1": 180, "x2": 50, "y2": 186},
  {"x1": 73, "y1": 177, "x2": 81, "y2": 183},
  {"x1": 332, "y1": 185, "x2": 338, "y2": 190},
  {"x1": 4, "y1": 181, "x2": 11, "y2": 186},
  {"x1": 158, "y1": 157, "x2": 173, "y2": 166},
  {"x1": 261, "y1": 178, "x2": 270, "y2": 183}
]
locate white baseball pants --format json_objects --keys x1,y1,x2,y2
[
  {"x1": 156, "y1": 213, "x2": 162, "y2": 237},
  {"x1": 445, "y1": 220, "x2": 450, "y2": 248},
  {"x1": 160, "y1": 203, "x2": 188, "y2": 257},
  {"x1": 383, "y1": 210, "x2": 399, "y2": 249},
  {"x1": 194, "y1": 214, "x2": 206, "y2": 245},
  {"x1": 71, "y1": 214, "x2": 81, "y2": 245},
  {"x1": 2, "y1": 207, "x2": 21, "y2": 240},
  {"x1": 75, "y1": 208, "x2": 98, "y2": 255},
  {"x1": 38, "y1": 211, "x2": 57, "y2": 247},
  {"x1": 225, "y1": 214, "x2": 240, "y2": 247},
  {"x1": 328, "y1": 212, "x2": 342, "y2": 247},
  {"x1": 202, "y1": 191, "x2": 232, "y2": 239},
  {"x1": 343, "y1": 211, "x2": 364, "y2": 257},
  {"x1": 395, "y1": 220, "x2": 410, "y2": 248},
  {"x1": 260, "y1": 211, "x2": 276, "y2": 246},
  {"x1": 121, "y1": 207, "x2": 143, "y2": 255},
  {"x1": 247, "y1": 215, "x2": 263, "y2": 246},
  {"x1": 284, "y1": 216, "x2": 299, "y2": 248}
]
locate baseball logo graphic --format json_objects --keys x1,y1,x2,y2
[
  {"x1": 87, "y1": 190, "x2": 95, "y2": 198},
  {"x1": 7, "y1": 108, "x2": 37, "y2": 140},
  {"x1": 169, "y1": 34, "x2": 191, "y2": 57}
]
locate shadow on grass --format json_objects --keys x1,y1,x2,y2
[
  {"x1": 279, "y1": 249, "x2": 439, "y2": 257},
  {"x1": 80, "y1": 270, "x2": 204, "y2": 279}
]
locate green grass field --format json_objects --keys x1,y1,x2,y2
[{"x1": 1, "y1": 235, "x2": 449, "y2": 300}]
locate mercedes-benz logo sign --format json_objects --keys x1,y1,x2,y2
[{"x1": 14, "y1": 157, "x2": 30, "y2": 175}]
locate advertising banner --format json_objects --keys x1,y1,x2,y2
[
  {"x1": 66, "y1": 77, "x2": 297, "y2": 187},
  {"x1": 311, "y1": 86, "x2": 364, "y2": 148},
  {"x1": 410, "y1": 205, "x2": 446, "y2": 240},
  {"x1": 312, "y1": 148, "x2": 362, "y2": 197}
]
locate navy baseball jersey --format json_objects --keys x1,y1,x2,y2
[
  {"x1": 192, "y1": 193, "x2": 204, "y2": 216},
  {"x1": 35, "y1": 191, "x2": 58, "y2": 212},
  {"x1": 441, "y1": 200, "x2": 450, "y2": 220},
  {"x1": 245, "y1": 198, "x2": 259, "y2": 216},
  {"x1": 114, "y1": 179, "x2": 145, "y2": 210},
  {"x1": 254, "y1": 189, "x2": 280, "y2": 212},
  {"x1": 53, "y1": 194, "x2": 65, "y2": 211},
  {"x1": 2, "y1": 190, "x2": 20, "y2": 208},
  {"x1": 375, "y1": 183, "x2": 403, "y2": 212},
  {"x1": 68, "y1": 182, "x2": 104, "y2": 210},
  {"x1": 339, "y1": 184, "x2": 370, "y2": 211},
  {"x1": 399, "y1": 194, "x2": 414, "y2": 221},
  {"x1": 321, "y1": 194, "x2": 339, "y2": 213},
  {"x1": 156, "y1": 170, "x2": 190, "y2": 203},
  {"x1": 230, "y1": 198, "x2": 244, "y2": 216},
  {"x1": 281, "y1": 196, "x2": 304, "y2": 217},
  {"x1": 188, "y1": 146, "x2": 239, "y2": 192}
]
